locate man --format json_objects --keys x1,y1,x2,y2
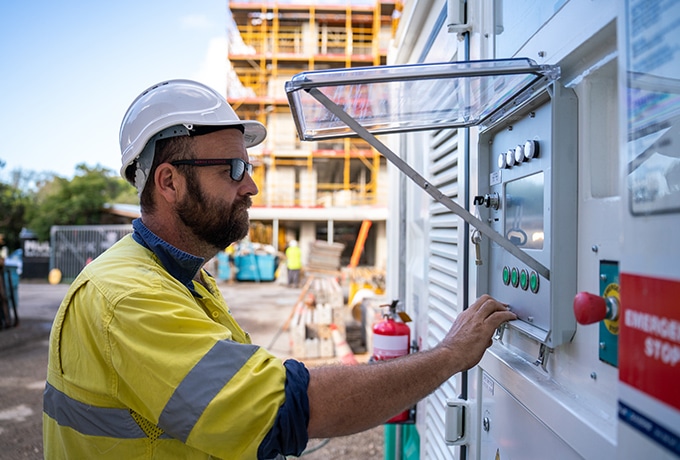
[
  {"x1": 43, "y1": 80, "x2": 515, "y2": 459},
  {"x1": 285, "y1": 239, "x2": 302, "y2": 288}
]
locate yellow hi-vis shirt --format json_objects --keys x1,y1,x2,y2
[
  {"x1": 285, "y1": 246, "x2": 302, "y2": 270},
  {"x1": 43, "y1": 235, "x2": 293, "y2": 459}
]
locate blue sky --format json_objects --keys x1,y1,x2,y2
[{"x1": 0, "y1": 1, "x2": 230, "y2": 183}]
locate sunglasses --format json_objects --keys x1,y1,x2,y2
[{"x1": 170, "y1": 158, "x2": 254, "y2": 182}]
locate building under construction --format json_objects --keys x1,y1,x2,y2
[{"x1": 225, "y1": 0, "x2": 398, "y2": 270}]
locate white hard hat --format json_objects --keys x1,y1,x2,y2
[{"x1": 119, "y1": 79, "x2": 266, "y2": 190}]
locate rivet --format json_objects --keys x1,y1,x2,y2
[{"x1": 483, "y1": 417, "x2": 491, "y2": 432}]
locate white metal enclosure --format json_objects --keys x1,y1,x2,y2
[
  {"x1": 383, "y1": 0, "x2": 679, "y2": 458},
  {"x1": 285, "y1": 0, "x2": 680, "y2": 458}
]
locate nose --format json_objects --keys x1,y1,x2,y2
[{"x1": 242, "y1": 170, "x2": 259, "y2": 196}]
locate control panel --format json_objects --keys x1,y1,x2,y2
[{"x1": 475, "y1": 83, "x2": 578, "y2": 348}]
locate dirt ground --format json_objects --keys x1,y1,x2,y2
[{"x1": 0, "y1": 280, "x2": 385, "y2": 459}]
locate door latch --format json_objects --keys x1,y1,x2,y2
[{"x1": 445, "y1": 398, "x2": 471, "y2": 445}]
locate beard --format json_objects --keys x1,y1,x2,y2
[{"x1": 175, "y1": 173, "x2": 252, "y2": 250}]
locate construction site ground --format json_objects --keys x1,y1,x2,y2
[{"x1": 0, "y1": 278, "x2": 384, "y2": 459}]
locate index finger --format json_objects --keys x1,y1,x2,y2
[
  {"x1": 476, "y1": 295, "x2": 508, "y2": 316},
  {"x1": 478, "y1": 298, "x2": 516, "y2": 324}
]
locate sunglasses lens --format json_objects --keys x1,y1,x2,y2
[{"x1": 231, "y1": 159, "x2": 245, "y2": 181}]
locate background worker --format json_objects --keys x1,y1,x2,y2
[
  {"x1": 285, "y1": 239, "x2": 302, "y2": 288},
  {"x1": 225, "y1": 243, "x2": 237, "y2": 283},
  {"x1": 43, "y1": 79, "x2": 516, "y2": 459}
]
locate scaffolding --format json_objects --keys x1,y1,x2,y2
[{"x1": 226, "y1": 1, "x2": 395, "y2": 208}]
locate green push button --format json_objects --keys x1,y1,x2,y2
[
  {"x1": 529, "y1": 271, "x2": 540, "y2": 293},
  {"x1": 520, "y1": 269, "x2": 529, "y2": 290},
  {"x1": 511, "y1": 267, "x2": 519, "y2": 287},
  {"x1": 502, "y1": 266, "x2": 511, "y2": 285}
]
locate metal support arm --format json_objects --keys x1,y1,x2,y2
[{"x1": 306, "y1": 87, "x2": 550, "y2": 281}]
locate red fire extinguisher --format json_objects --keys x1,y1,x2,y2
[{"x1": 372, "y1": 299, "x2": 412, "y2": 423}]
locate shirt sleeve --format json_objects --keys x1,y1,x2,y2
[{"x1": 257, "y1": 359, "x2": 310, "y2": 459}]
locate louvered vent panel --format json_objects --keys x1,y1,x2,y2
[{"x1": 422, "y1": 128, "x2": 464, "y2": 459}]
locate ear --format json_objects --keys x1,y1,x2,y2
[{"x1": 154, "y1": 163, "x2": 183, "y2": 205}]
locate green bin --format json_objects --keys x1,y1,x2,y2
[{"x1": 384, "y1": 424, "x2": 420, "y2": 460}]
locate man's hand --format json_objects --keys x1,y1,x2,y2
[
  {"x1": 306, "y1": 294, "x2": 516, "y2": 438},
  {"x1": 439, "y1": 294, "x2": 516, "y2": 371}
]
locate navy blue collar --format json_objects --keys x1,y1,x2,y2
[{"x1": 131, "y1": 218, "x2": 205, "y2": 295}]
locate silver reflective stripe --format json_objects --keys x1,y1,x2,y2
[
  {"x1": 159, "y1": 340, "x2": 259, "y2": 442},
  {"x1": 43, "y1": 382, "x2": 146, "y2": 438}
]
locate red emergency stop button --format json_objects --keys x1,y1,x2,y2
[{"x1": 573, "y1": 291, "x2": 619, "y2": 325}]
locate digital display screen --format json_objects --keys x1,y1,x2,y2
[{"x1": 505, "y1": 172, "x2": 545, "y2": 250}]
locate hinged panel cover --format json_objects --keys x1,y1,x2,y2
[{"x1": 285, "y1": 58, "x2": 559, "y2": 140}]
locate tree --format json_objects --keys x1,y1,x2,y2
[
  {"x1": 0, "y1": 181, "x2": 32, "y2": 251},
  {"x1": 27, "y1": 164, "x2": 138, "y2": 241}
]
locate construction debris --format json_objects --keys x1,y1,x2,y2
[
  {"x1": 289, "y1": 276, "x2": 347, "y2": 360},
  {"x1": 305, "y1": 241, "x2": 345, "y2": 276}
]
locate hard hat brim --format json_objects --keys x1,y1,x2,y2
[{"x1": 239, "y1": 120, "x2": 267, "y2": 148}]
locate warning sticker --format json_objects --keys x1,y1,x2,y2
[{"x1": 620, "y1": 273, "x2": 680, "y2": 411}]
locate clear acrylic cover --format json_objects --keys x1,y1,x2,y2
[{"x1": 285, "y1": 58, "x2": 559, "y2": 140}]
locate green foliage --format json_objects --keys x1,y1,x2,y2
[
  {"x1": 0, "y1": 162, "x2": 137, "y2": 245},
  {"x1": 0, "y1": 181, "x2": 31, "y2": 251},
  {"x1": 27, "y1": 164, "x2": 138, "y2": 241}
]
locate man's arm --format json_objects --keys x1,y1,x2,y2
[{"x1": 306, "y1": 294, "x2": 515, "y2": 438}]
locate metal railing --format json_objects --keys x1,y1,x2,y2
[{"x1": 50, "y1": 225, "x2": 133, "y2": 281}]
